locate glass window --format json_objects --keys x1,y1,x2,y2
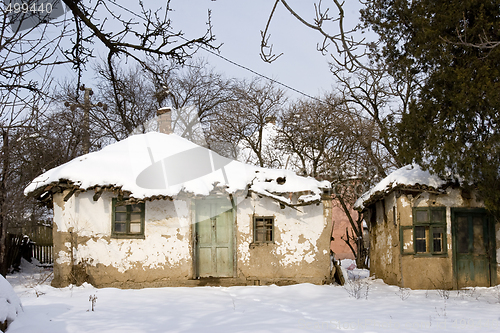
[
  {"x1": 432, "y1": 209, "x2": 444, "y2": 222},
  {"x1": 402, "y1": 207, "x2": 446, "y2": 255},
  {"x1": 416, "y1": 210, "x2": 428, "y2": 223},
  {"x1": 432, "y1": 227, "x2": 444, "y2": 253},
  {"x1": 254, "y1": 217, "x2": 274, "y2": 243},
  {"x1": 112, "y1": 199, "x2": 145, "y2": 238},
  {"x1": 415, "y1": 226, "x2": 428, "y2": 253}
]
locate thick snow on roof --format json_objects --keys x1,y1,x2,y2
[
  {"x1": 25, "y1": 132, "x2": 329, "y2": 204},
  {"x1": 354, "y1": 164, "x2": 446, "y2": 210}
]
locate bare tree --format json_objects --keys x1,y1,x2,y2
[
  {"x1": 210, "y1": 78, "x2": 287, "y2": 167},
  {"x1": 276, "y1": 93, "x2": 374, "y2": 267},
  {"x1": 277, "y1": 95, "x2": 359, "y2": 177},
  {"x1": 88, "y1": 58, "x2": 236, "y2": 149},
  {"x1": 152, "y1": 58, "x2": 236, "y2": 145},
  {"x1": 60, "y1": 1, "x2": 218, "y2": 83},
  {"x1": 90, "y1": 63, "x2": 160, "y2": 142},
  {"x1": 261, "y1": 0, "x2": 371, "y2": 71},
  {"x1": 333, "y1": 63, "x2": 411, "y2": 177},
  {"x1": 0, "y1": 0, "x2": 219, "y2": 275},
  {"x1": 0, "y1": 84, "x2": 53, "y2": 275}
]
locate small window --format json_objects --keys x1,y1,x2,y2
[
  {"x1": 253, "y1": 216, "x2": 274, "y2": 243},
  {"x1": 112, "y1": 199, "x2": 145, "y2": 238},
  {"x1": 401, "y1": 207, "x2": 446, "y2": 255}
]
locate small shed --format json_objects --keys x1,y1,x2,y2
[
  {"x1": 354, "y1": 164, "x2": 499, "y2": 289},
  {"x1": 25, "y1": 121, "x2": 332, "y2": 288}
]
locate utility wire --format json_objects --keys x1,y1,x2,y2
[{"x1": 107, "y1": 0, "x2": 324, "y2": 103}]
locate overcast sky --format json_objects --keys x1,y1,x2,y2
[{"x1": 166, "y1": 0, "x2": 365, "y2": 99}]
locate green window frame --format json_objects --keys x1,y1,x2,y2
[
  {"x1": 112, "y1": 198, "x2": 145, "y2": 238},
  {"x1": 401, "y1": 207, "x2": 446, "y2": 256},
  {"x1": 253, "y1": 216, "x2": 274, "y2": 244}
]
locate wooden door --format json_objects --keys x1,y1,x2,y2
[
  {"x1": 453, "y1": 210, "x2": 493, "y2": 288},
  {"x1": 195, "y1": 198, "x2": 234, "y2": 278}
]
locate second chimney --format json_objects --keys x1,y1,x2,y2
[{"x1": 157, "y1": 107, "x2": 172, "y2": 134}]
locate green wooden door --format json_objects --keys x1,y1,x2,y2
[
  {"x1": 453, "y1": 210, "x2": 492, "y2": 288},
  {"x1": 195, "y1": 199, "x2": 234, "y2": 278}
]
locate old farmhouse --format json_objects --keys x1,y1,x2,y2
[
  {"x1": 24, "y1": 111, "x2": 333, "y2": 288},
  {"x1": 355, "y1": 164, "x2": 499, "y2": 290}
]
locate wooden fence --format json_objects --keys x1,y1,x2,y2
[
  {"x1": 7, "y1": 224, "x2": 53, "y2": 266},
  {"x1": 32, "y1": 244, "x2": 53, "y2": 264},
  {"x1": 6, "y1": 234, "x2": 23, "y2": 271},
  {"x1": 29, "y1": 225, "x2": 53, "y2": 264}
]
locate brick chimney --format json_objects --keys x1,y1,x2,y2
[{"x1": 157, "y1": 107, "x2": 172, "y2": 134}]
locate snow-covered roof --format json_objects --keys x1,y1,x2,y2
[
  {"x1": 353, "y1": 164, "x2": 447, "y2": 210},
  {"x1": 25, "y1": 132, "x2": 330, "y2": 206}
]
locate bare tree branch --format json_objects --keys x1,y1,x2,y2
[{"x1": 261, "y1": 0, "x2": 373, "y2": 72}]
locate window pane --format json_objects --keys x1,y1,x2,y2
[
  {"x1": 432, "y1": 227, "x2": 444, "y2": 253},
  {"x1": 255, "y1": 230, "x2": 264, "y2": 242},
  {"x1": 129, "y1": 223, "x2": 141, "y2": 234},
  {"x1": 114, "y1": 223, "x2": 126, "y2": 233},
  {"x1": 415, "y1": 226, "x2": 425, "y2": 238},
  {"x1": 456, "y1": 216, "x2": 469, "y2": 254},
  {"x1": 416, "y1": 210, "x2": 428, "y2": 223},
  {"x1": 402, "y1": 228, "x2": 413, "y2": 254},
  {"x1": 115, "y1": 212, "x2": 127, "y2": 222},
  {"x1": 266, "y1": 228, "x2": 273, "y2": 242},
  {"x1": 415, "y1": 226, "x2": 428, "y2": 253},
  {"x1": 115, "y1": 205, "x2": 127, "y2": 212},
  {"x1": 432, "y1": 209, "x2": 444, "y2": 222},
  {"x1": 130, "y1": 213, "x2": 141, "y2": 223}
]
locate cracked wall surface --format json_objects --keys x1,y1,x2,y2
[
  {"x1": 52, "y1": 191, "x2": 331, "y2": 288},
  {"x1": 368, "y1": 188, "x2": 498, "y2": 290}
]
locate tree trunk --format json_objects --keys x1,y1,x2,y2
[
  {"x1": 337, "y1": 194, "x2": 368, "y2": 269},
  {"x1": 0, "y1": 129, "x2": 9, "y2": 276}
]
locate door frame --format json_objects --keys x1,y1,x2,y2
[
  {"x1": 192, "y1": 196, "x2": 237, "y2": 279},
  {"x1": 451, "y1": 208, "x2": 496, "y2": 288}
]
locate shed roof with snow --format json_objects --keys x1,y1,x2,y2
[{"x1": 354, "y1": 164, "x2": 448, "y2": 211}]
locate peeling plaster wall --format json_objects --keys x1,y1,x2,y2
[
  {"x1": 369, "y1": 195, "x2": 400, "y2": 286},
  {"x1": 235, "y1": 194, "x2": 330, "y2": 284},
  {"x1": 52, "y1": 191, "x2": 192, "y2": 287},
  {"x1": 368, "y1": 187, "x2": 497, "y2": 290},
  {"x1": 399, "y1": 191, "x2": 454, "y2": 289},
  {"x1": 52, "y1": 190, "x2": 331, "y2": 288}
]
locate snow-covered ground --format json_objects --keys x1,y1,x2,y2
[{"x1": 4, "y1": 260, "x2": 500, "y2": 333}]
